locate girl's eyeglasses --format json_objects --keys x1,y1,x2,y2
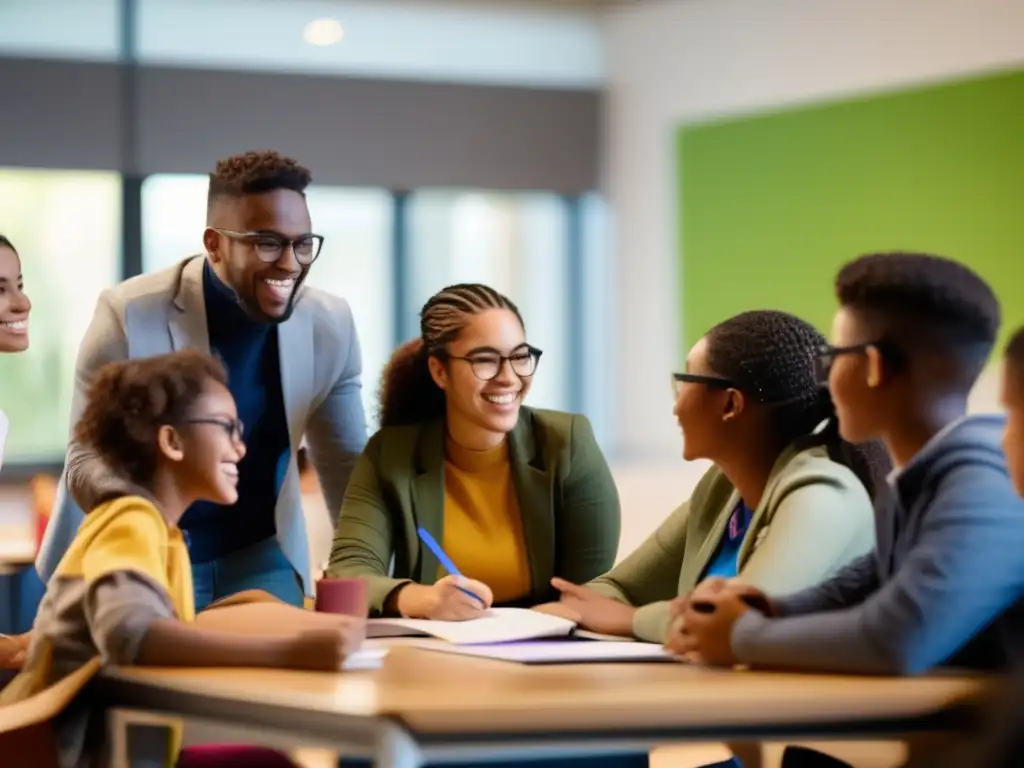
[{"x1": 181, "y1": 417, "x2": 245, "y2": 442}]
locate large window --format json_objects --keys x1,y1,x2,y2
[
  {"x1": 304, "y1": 187, "x2": 393, "y2": 430},
  {"x1": 405, "y1": 191, "x2": 571, "y2": 412},
  {"x1": 0, "y1": 169, "x2": 122, "y2": 463},
  {"x1": 140, "y1": 175, "x2": 394, "y2": 429},
  {"x1": 0, "y1": 0, "x2": 119, "y2": 61},
  {"x1": 578, "y1": 192, "x2": 614, "y2": 448}
]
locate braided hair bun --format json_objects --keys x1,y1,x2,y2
[{"x1": 705, "y1": 310, "x2": 891, "y2": 500}]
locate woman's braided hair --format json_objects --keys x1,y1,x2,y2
[
  {"x1": 705, "y1": 309, "x2": 891, "y2": 500},
  {"x1": 378, "y1": 284, "x2": 524, "y2": 426}
]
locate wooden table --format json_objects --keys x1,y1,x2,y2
[{"x1": 94, "y1": 642, "x2": 987, "y2": 767}]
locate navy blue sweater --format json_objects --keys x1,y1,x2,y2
[
  {"x1": 732, "y1": 415, "x2": 1024, "y2": 674},
  {"x1": 178, "y1": 262, "x2": 291, "y2": 562}
]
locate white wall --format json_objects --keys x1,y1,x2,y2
[{"x1": 602, "y1": 0, "x2": 1024, "y2": 462}]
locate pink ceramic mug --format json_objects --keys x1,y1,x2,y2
[{"x1": 315, "y1": 577, "x2": 369, "y2": 617}]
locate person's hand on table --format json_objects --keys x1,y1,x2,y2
[
  {"x1": 667, "y1": 578, "x2": 775, "y2": 624},
  {"x1": 532, "y1": 601, "x2": 582, "y2": 623},
  {"x1": 545, "y1": 578, "x2": 636, "y2": 637},
  {"x1": 395, "y1": 575, "x2": 494, "y2": 621},
  {"x1": 284, "y1": 616, "x2": 366, "y2": 671},
  {"x1": 665, "y1": 578, "x2": 726, "y2": 654},
  {"x1": 0, "y1": 632, "x2": 29, "y2": 669},
  {"x1": 664, "y1": 578, "x2": 774, "y2": 666}
]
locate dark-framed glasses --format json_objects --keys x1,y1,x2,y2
[
  {"x1": 671, "y1": 371, "x2": 737, "y2": 397},
  {"x1": 181, "y1": 416, "x2": 245, "y2": 442},
  {"x1": 448, "y1": 345, "x2": 543, "y2": 381},
  {"x1": 214, "y1": 228, "x2": 324, "y2": 266},
  {"x1": 815, "y1": 342, "x2": 887, "y2": 386}
]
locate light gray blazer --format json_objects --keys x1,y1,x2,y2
[{"x1": 36, "y1": 255, "x2": 368, "y2": 595}]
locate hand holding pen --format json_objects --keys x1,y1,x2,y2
[
  {"x1": 427, "y1": 574, "x2": 494, "y2": 620},
  {"x1": 391, "y1": 527, "x2": 494, "y2": 621}
]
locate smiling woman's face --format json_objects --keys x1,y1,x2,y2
[
  {"x1": 0, "y1": 245, "x2": 30, "y2": 352},
  {"x1": 430, "y1": 308, "x2": 535, "y2": 444}
]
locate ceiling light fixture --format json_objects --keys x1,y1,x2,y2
[{"x1": 303, "y1": 18, "x2": 344, "y2": 47}]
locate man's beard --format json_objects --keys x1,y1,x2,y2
[{"x1": 236, "y1": 273, "x2": 306, "y2": 324}]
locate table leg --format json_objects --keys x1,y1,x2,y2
[{"x1": 373, "y1": 721, "x2": 422, "y2": 768}]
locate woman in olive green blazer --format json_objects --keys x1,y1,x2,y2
[
  {"x1": 327, "y1": 283, "x2": 620, "y2": 619},
  {"x1": 543, "y1": 310, "x2": 891, "y2": 644}
]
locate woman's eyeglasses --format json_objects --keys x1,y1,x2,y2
[
  {"x1": 445, "y1": 346, "x2": 543, "y2": 382},
  {"x1": 671, "y1": 372, "x2": 737, "y2": 398}
]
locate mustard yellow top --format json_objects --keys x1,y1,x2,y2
[{"x1": 442, "y1": 436, "x2": 532, "y2": 603}]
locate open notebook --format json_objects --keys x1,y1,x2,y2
[{"x1": 367, "y1": 607, "x2": 577, "y2": 645}]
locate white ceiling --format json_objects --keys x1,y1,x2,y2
[{"x1": 0, "y1": 0, "x2": 627, "y2": 88}]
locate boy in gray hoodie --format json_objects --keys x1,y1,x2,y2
[
  {"x1": 671, "y1": 252, "x2": 1024, "y2": 676},
  {"x1": 903, "y1": 326, "x2": 1024, "y2": 767}
]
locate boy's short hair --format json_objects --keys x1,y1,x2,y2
[
  {"x1": 74, "y1": 350, "x2": 228, "y2": 489},
  {"x1": 836, "y1": 252, "x2": 1000, "y2": 383}
]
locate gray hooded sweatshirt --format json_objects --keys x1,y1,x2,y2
[{"x1": 732, "y1": 414, "x2": 1024, "y2": 674}]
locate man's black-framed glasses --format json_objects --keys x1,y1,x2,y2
[
  {"x1": 447, "y1": 346, "x2": 543, "y2": 381},
  {"x1": 214, "y1": 228, "x2": 324, "y2": 266},
  {"x1": 181, "y1": 417, "x2": 245, "y2": 442},
  {"x1": 671, "y1": 372, "x2": 737, "y2": 397}
]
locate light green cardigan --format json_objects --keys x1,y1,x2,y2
[{"x1": 587, "y1": 443, "x2": 876, "y2": 643}]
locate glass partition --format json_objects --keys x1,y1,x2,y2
[{"x1": 0, "y1": 168, "x2": 122, "y2": 463}]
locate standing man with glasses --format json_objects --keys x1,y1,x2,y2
[{"x1": 38, "y1": 150, "x2": 367, "y2": 610}]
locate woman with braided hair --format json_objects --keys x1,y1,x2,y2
[
  {"x1": 541, "y1": 309, "x2": 889, "y2": 645},
  {"x1": 326, "y1": 283, "x2": 621, "y2": 620}
]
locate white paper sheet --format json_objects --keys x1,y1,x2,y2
[{"x1": 342, "y1": 646, "x2": 389, "y2": 670}]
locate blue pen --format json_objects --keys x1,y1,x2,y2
[{"x1": 416, "y1": 526, "x2": 486, "y2": 608}]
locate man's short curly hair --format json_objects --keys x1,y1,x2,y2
[
  {"x1": 74, "y1": 350, "x2": 229, "y2": 490},
  {"x1": 207, "y1": 150, "x2": 312, "y2": 216},
  {"x1": 836, "y1": 252, "x2": 1000, "y2": 381}
]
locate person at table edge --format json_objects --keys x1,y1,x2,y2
[
  {"x1": 542, "y1": 309, "x2": 888, "y2": 644},
  {"x1": 674, "y1": 252, "x2": 1024, "y2": 678},
  {"x1": 326, "y1": 283, "x2": 621, "y2": 618}
]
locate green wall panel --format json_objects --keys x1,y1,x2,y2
[{"x1": 677, "y1": 68, "x2": 1024, "y2": 357}]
